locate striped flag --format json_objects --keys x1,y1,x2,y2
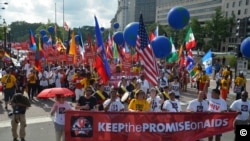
[
  {"x1": 63, "y1": 21, "x2": 69, "y2": 31},
  {"x1": 136, "y1": 14, "x2": 158, "y2": 86}
]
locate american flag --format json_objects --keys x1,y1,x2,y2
[
  {"x1": 136, "y1": 14, "x2": 158, "y2": 86},
  {"x1": 64, "y1": 21, "x2": 69, "y2": 31}
]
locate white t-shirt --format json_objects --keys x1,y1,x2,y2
[
  {"x1": 52, "y1": 102, "x2": 72, "y2": 125},
  {"x1": 187, "y1": 99, "x2": 209, "y2": 112},
  {"x1": 137, "y1": 79, "x2": 150, "y2": 93},
  {"x1": 103, "y1": 99, "x2": 124, "y2": 112},
  {"x1": 171, "y1": 82, "x2": 180, "y2": 96},
  {"x1": 230, "y1": 100, "x2": 250, "y2": 120},
  {"x1": 147, "y1": 96, "x2": 162, "y2": 112},
  {"x1": 40, "y1": 79, "x2": 48, "y2": 87},
  {"x1": 208, "y1": 98, "x2": 227, "y2": 112},
  {"x1": 158, "y1": 77, "x2": 168, "y2": 88},
  {"x1": 55, "y1": 72, "x2": 63, "y2": 87},
  {"x1": 48, "y1": 71, "x2": 55, "y2": 84},
  {"x1": 162, "y1": 99, "x2": 182, "y2": 112}
]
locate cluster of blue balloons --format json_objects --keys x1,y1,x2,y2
[
  {"x1": 39, "y1": 26, "x2": 55, "y2": 42},
  {"x1": 122, "y1": 22, "x2": 172, "y2": 58}
]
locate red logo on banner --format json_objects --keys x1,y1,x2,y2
[{"x1": 65, "y1": 111, "x2": 237, "y2": 141}]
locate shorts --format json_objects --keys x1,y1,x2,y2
[{"x1": 4, "y1": 88, "x2": 15, "y2": 102}]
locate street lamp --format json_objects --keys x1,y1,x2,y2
[{"x1": 3, "y1": 18, "x2": 6, "y2": 52}]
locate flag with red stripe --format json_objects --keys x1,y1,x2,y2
[{"x1": 136, "y1": 14, "x2": 158, "y2": 86}]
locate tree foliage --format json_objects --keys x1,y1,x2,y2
[{"x1": 204, "y1": 7, "x2": 235, "y2": 51}]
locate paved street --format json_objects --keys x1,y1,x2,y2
[{"x1": 0, "y1": 79, "x2": 249, "y2": 141}]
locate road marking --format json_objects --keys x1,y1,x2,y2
[{"x1": 0, "y1": 116, "x2": 53, "y2": 128}]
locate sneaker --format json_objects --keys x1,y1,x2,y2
[{"x1": 13, "y1": 138, "x2": 19, "y2": 141}]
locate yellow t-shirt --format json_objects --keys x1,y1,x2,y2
[
  {"x1": 222, "y1": 70, "x2": 230, "y2": 77},
  {"x1": 1, "y1": 74, "x2": 16, "y2": 88},
  {"x1": 200, "y1": 75, "x2": 209, "y2": 84},
  {"x1": 28, "y1": 73, "x2": 37, "y2": 84},
  {"x1": 220, "y1": 78, "x2": 229, "y2": 90},
  {"x1": 128, "y1": 99, "x2": 150, "y2": 112},
  {"x1": 80, "y1": 78, "x2": 89, "y2": 90}
]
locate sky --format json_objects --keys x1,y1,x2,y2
[{"x1": 1, "y1": 0, "x2": 118, "y2": 28}]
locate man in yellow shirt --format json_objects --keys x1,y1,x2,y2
[
  {"x1": 234, "y1": 72, "x2": 247, "y2": 100},
  {"x1": 220, "y1": 75, "x2": 230, "y2": 100},
  {"x1": 27, "y1": 69, "x2": 37, "y2": 100},
  {"x1": 1, "y1": 68, "x2": 17, "y2": 110}
]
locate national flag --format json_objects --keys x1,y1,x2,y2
[
  {"x1": 94, "y1": 16, "x2": 111, "y2": 83},
  {"x1": 166, "y1": 37, "x2": 178, "y2": 63},
  {"x1": 149, "y1": 32, "x2": 155, "y2": 42},
  {"x1": 186, "y1": 49, "x2": 195, "y2": 72},
  {"x1": 55, "y1": 37, "x2": 66, "y2": 51},
  {"x1": 125, "y1": 43, "x2": 130, "y2": 53},
  {"x1": 35, "y1": 35, "x2": 42, "y2": 71},
  {"x1": 69, "y1": 32, "x2": 77, "y2": 63},
  {"x1": 3, "y1": 51, "x2": 11, "y2": 62},
  {"x1": 154, "y1": 25, "x2": 159, "y2": 37},
  {"x1": 113, "y1": 42, "x2": 119, "y2": 63},
  {"x1": 136, "y1": 14, "x2": 158, "y2": 86},
  {"x1": 65, "y1": 29, "x2": 71, "y2": 54},
  {"x1": 106, "y1": 33, "x2": 113, "y2": 59},
  {"x1": 43, "y1": 35, "x2": 52, "y2": 49},
  {"x1": 202, "y1": 50, "x2": 213, "y2": 75},
  {"x1": 78, "y1": 28, "x2": 85, "y2": 58},
  {"x1": 185, "y1": 27, "x2": 196, "y2": 50},
  {"x1": 29, "y1": 29, "x2": 36, "y2": 50},
  {"x1": 64, "y1": 21, "x2": 69, "y2": 31}
]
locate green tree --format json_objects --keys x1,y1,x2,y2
[{"x1": 204, "y1": 7, "x2": 235, "y2": 51}]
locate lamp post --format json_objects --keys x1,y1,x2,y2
[{"x1": 3, "y1": 18, "x2": 6, "y2": 51}]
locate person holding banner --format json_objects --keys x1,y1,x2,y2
[
  {"x1": 50, "y1": 94, "x2": 72, "y2": 141},
  {"x1": 208, "y1": 88, "x2": 228, "y2": 141},
  {"x1": 75, "y1": 86, "x2": 97, "y2": 111},
  {"x1": 93, "y1": 83, "x2": 109, "y2": 111},
  {"x1": 186, "y1": 91, "x2": 209, "y2": 112},
  {"x1": 128, "y1": 89, "x2": 150, "y2": 112},
  {"x1": 229, "y1": 91, "x2": 250, "y2": 141},
  {"x1": 103, "y1": 89, "x2": 124, "y2": 112},
  {"x1": 147, "y1": 88, "x2": 163, "y2": 112},
  {"x1": 162, "y1": 90, "x2": 182, "y2": 112}
]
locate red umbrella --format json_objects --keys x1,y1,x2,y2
[{"x1": 37, "y1": 88, "x2": 74, "y2": 98}]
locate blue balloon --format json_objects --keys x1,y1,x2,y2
[
  {"x1": 241, "y1": 37, "x2": 250, "y2": 58},
  {"x1": 100, "y1": 27, "x2": 105, "y2": 32},
  {"x1": 167, "y1": 6, "x2": 190, "y2": 30},
  {"x1": 151, "y1": 36, "x2": 172, "y2": 58},
  {"x1": 113, "y1": 32, "x2": 124, "y2": 45},
  {"x1": 48, "y1": 26, "x2": 54, "y2": 33},
  {"x1": 113, "y1": 22, "x2": 120, "y2": 29},
  {"x1": 40, "y1": 29, "x2": 46, "y2": 36},
  {"x1": 123, "y1": 22, "x2": 139, "y2": 46},
  {"x1": 43, "y1": 35, "x2": 49, "y2": 42}
]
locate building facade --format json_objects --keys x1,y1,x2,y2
[
  {"x1": 156, "y1": 0, "x2": 222, "y2": 25},
  {"x1": 221, "y1": 0, "x2": 250, "y2": 51},
  {"x1": 111, "y1": 0, "x2": 156, "y2": 31}
]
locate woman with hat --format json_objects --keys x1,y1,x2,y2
[
  {"x1": 162, "y1": 90, "x2": 182, "y2": 112},
  {"x1": 128, "y1": 89, "x2": 150, "y2": 112}
]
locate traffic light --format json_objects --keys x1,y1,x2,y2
[{"x1": 236, "y1": 18, "x2": 245, "y2": 37}]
